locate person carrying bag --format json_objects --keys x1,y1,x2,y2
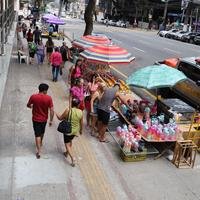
[
  {"x1": 56, "y1": 98, "x2": 83, "y2": 167},
  {"x1": 57, "y1": 110, "x2": 72, "y2": 134}
]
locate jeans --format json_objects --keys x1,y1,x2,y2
[
  {"x1": 37, "y1": 54, "x2": 44, "y2": 64},
  {"x1": 52, "y1": 65, "x2": 60, "y2": 81}
]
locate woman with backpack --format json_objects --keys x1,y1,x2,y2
[
  {"x1": 45, "y1": 36, "x2": 54, "y2": 65},
  {"x1": 28, "y1": 41, "x2": 37, "y2": 64}
]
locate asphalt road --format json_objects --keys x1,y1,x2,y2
[
  {"x1": 1, "y1": 18, "x2": 200, "y2": 200},
  {"x1": 63, "y1": 19, "x2": 200, "y2": 77}
]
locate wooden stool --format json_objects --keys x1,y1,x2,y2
[{"x1": 172, "y1": 140, "x2": 198, "y2": 168}]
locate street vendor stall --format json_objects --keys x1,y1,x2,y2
[{"x1": 41, "y1": 14, "x2": 66, "y2": 39}]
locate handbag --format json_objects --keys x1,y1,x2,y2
[{"x1": 57, "y1": 109, "x2": 72, "y2": 135}]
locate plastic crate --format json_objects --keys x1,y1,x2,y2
[{"x1": 120, "y1": 148, "x2": 147, "y2": 162}]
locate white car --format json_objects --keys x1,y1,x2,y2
[
  {"x1": 174, "y1": 31, "x2": 189, "y2": 40},
  {"x1": 108, "y1": 20, "x2": 116, "y2": 26},
  {"x1": 159, "y1": 29, "x2": 178, "y2": 37},
  {"x1": 116, "y1": 20, "x2": 122, "y2": 27}
]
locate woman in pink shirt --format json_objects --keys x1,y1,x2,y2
[
  {"x1": 68, "y1": 59, "x2": 83, "y2": 85},
  {"x1": 69, "y1": 78, "x2": 85, "y2": 110},
  {"x1": 50, "y1": 47, "x2": 62, "y2": 82}
]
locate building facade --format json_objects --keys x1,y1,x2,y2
[{"x1": 0, "y1": 0, "x2": 15, "y2": 55}]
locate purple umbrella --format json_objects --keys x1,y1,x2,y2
[
  {"x1": 47, "y1": 19, "x2": 65, "y2": 25},
  {"x1": 42, "y1": 14, "x2": 58, "y2": 20}
]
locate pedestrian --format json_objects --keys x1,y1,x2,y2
[
  {"x1": 33, "y1": 26, "x2": 41, "y2": 45},
  {"x1": 26, "y1": 29, "x2": 33, "y2": 43},
  {"x1": 50, "y1": 47, "x2": 62, "y2": 82},
  {"x1": 48, "y1": 24, "x2": 54, "y2": 36},
  {"x1": 85, "y1": 74, "x2": 100, "y2": 127},
  {"x1": 90, "y1": 83, "x2": 104, "y2": 136},
  {"x1": 45, "y1": 36, "x2": 54, "y2": 65},
  {"x1": 69, "y1": 78, "x2": 85, "y2": 111},
  {"x1": 106, "y1": 17, "x2": 109, "y2": 27},
  {"x1": 97, "y1": 83, "x2": 132, "y2": 142},
  {"x1": 32, "y1": 18, "x2": 36, "y2": 28},
  {"x1": 55, "y1": 24, "x2": 59, "y2": 33},
  {"x1": 60, "y1": 42, "x2": 69, "y2": 75},
  {"x1": 27, "y1": 83, "x2": 54, "y2": 159},
  {"x1": 28, "y1": 41, "x2": 37, "y2": 64},
  {"x1": 68, "y1": 59, "x2": 83, "y2": 85},
  {"x1": 36, "y1": 40, "x2": 45, "y2": 64},
  {"x1": 56, "y1": 98, "x2": 83, "y2": 167},
  {"x1": 22, "y1": 22, "x2": 27, "y2": 38}
]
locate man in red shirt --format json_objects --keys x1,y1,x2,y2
[{"x1": 27, "y1": 83, "x2": 54, "y2": 159}]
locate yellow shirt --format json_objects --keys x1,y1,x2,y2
[{"x1": 69, "y1": 107, "x2": 83, "y2": 136}]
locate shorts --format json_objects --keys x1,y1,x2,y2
[
  {"x1": 63, "y1": 134, "x2": 75, "y2": 143},
  {"x1": 97, "y1": 108, "x2": 110, "y2": 125},
  {"x1": 29, "y1": 52, "x2": 35, "y2": 58},
  {"x1": 46, "y1": 47, "x2": 53, "y2": 53},
  {"x1": 33, "y1": 121, "x2": 47, "y2": 137}
]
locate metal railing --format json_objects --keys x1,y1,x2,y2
[{"x1": 0, "y1": 0, "x2": 15, "y2": 55}]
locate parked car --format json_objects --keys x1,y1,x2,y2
[
  {"x1": 193, "y1": 34, "x2": 200, "y2": 45},
  {"x1": 156, "y1": 56, "x2": 200, "y2": 84},
  {"x1": 99, "y1": 18, "x2": 105, "y2": 23},
  {"x1": 155, "y1": 58, "x2": 200, "y2": 109},
  {"x1": 174, "y1": 31, "x2": 189, "y2": 40},
  {"x1": 108, "y1": 20, "x2": 117, "y2": 26},
  {"x1": 160, "y1": 29, "x2": 179, "y2": 38},
  {"x1": 176, "y1": 57, "x2": 200, "y2": 83},
  {"x1": 181, "y1": 32, "x2": 200, "y2": 43},
  {"x1": 166, "y1": 29, "x2": 181, "y2": 39}
]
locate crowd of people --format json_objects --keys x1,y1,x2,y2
[{"x1": 23, "y1": 17, "x2": 131, "y2": 167}]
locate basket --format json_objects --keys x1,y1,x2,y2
[{"x1": 120, "y1": 148, "x2": 147, "y2": 162}]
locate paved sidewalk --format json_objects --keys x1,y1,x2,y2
[
  {"x1": 1, "y1": 20, "x2": 200, "y2": 200},
  {"x1": 0, "y1": 22, "x2": 17, "y2": 110}
]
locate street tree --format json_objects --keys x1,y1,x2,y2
[{"x1": 84, "y1": 0, "x2": 96, "y2": 35}]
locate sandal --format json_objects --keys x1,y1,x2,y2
[
  {"x1": 36, "y1": 152, "x2": 41, "y2": 159},
  {"x1": 99, "y1": 139, "x2": 110, "y2": 143},
  {"x1": 71, "y1": 162, "x2": 75, "y2": 167},
  {"x1": 71, "y1": 158, "x2": 76, "y2": 167}
]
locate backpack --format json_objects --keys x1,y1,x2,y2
[{"x1": 30, "y1": 43, "x2": 37, "y2": 52}]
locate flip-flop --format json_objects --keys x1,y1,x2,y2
[
  {"x1": 71, "y1": 163, "x2": 75, "y2": 167},
  {"x1": 99, "y1": 139, "x2": 110, "y2": 143},
  {"x1": 36, "y1": 153, "x2": 41, "y2": 159}
]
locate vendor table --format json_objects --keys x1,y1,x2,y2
[{"x1": 107, "y1": 128, "x2": 159, "y2": 162}]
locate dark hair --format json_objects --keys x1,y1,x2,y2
[
  {"x1": 72, "y1": 98, "x2": 80, "y2": 107},
  {"x1": 90, "y1": 74, "x2": 97, "y2": 82},
  {"x1": 36, "y1": 26, "x2": 38, "y2": 30},
  {"x1": 75, "y1": 59, "x2": 82, "y2": 67},
  {"x1": 55, "y1": 47, "x2": 59, "y2": 52},
  {"x1": 38, "y1": 83, "x2": 49, "y2": 92},
  {"x1": 114, "y1": 82, "x2": 120, "y2": 87}
]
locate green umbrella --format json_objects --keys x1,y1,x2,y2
[{"x1": 126, "y1": 64, "x2": 187, "y2": 89}]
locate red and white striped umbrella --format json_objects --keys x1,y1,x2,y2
[
  {"x1": 72, "y1": 35, "x2": 111, "y2": 50},
  {"x1": 80, "y1": 44, "x2": 135, "y2": 64}
]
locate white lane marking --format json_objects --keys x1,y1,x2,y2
[
  {"x1": 132, "y1": 46, "x2": 145, "y2": 52},
  {"x1": 164, "y1": 48, "x2": 181, "y2": 54},
  {"x1": 138, "y1": 40, "x2": 151, "y2": 45}
]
